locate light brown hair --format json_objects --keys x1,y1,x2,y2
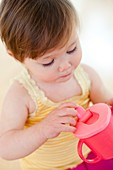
[{"x1": 0, "y1": 0, "x2": 79, "y2": 62}]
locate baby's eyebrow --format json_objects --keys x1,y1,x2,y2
[
  {"x1": 68, "y1": 41, "x2": 76, "y2": 48},
  {"x1": 42, "y1": 50, "x2": 61, "y2": 59},
  {"x1": 41, "y1": 41, "x2": 77, "y2": 60},
  {"x1": 41, "y1": 55, "x2": 54, "y2": 61}
]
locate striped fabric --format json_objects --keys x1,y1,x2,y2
[{"x1": 15, "y1": 65, "x2": 91, "y2": 170}]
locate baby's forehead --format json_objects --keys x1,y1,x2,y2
[
  {"x1": 39, "y1": 41, "x2": 77, "y2": 60},
  {"x1": 37, "y1": 29, "x2": 78, "y2": 60},
  {"x1": 45, "y1": 46, "x2": 67, "y2": 55}
]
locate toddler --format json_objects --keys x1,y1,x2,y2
[{"x1": 0, "y1": 0, "x2": 113, "y2": 170}]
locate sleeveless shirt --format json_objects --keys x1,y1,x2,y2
[{"x1": 14, "y1": 65, "x2": 91, "y2": 170}]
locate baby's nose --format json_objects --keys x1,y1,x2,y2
[{"x1": 58, "y1": 61, "x2": 71, "y2": 72}]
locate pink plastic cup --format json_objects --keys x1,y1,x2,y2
[{"x1": 74, "y1": 103, "x2": 113, "y2": 164}]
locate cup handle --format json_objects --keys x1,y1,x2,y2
[{"x1": 78, "y1": 140, "x2": 102, "y2": 164}]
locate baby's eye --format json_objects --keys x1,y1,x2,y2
[
  {"x1": 67, "y1": 46, "x2": 77, "y2": 54},
  {"x1": 42, "y1": 59, "x2": 54, "y2": 67}
]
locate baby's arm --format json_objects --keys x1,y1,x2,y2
[
  {"x1": 0, "y1": 82, "x2": 47, "y2": 160},
  {"x1": 0, "y1": 82, "x2": 77, "y2": 160},
  {"x1": 82, "y1": 64, "x2": 113, "y2": 104}
]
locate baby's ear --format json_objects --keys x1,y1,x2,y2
[{"x1": 7, "y1": 50, "x2": 13, "y2": 56}]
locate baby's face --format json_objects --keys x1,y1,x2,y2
[{"x1": 23, "y1": 28, "x2": 82, "y2": 84}]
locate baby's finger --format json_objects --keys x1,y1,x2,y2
[
  {"x1": 58, "y1": 108, "x2": 78, "y2": 117},
  {"x1": 60, "y1": 117, "x2": 77, "y2": 126},
  {"x1": 60, "y1": 124, "x2": 76, "y2": 133},
  {"x1": 59, "y1": 102, "x2": 78, "y2": 109}
]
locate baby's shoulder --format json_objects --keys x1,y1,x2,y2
[
  {"x1": 7, "y1": 80, "x2": 28, "y2": 100},
  {"x1": 81, "y1": 63, "x2": 101, "y2": 82},
  {"x1": 80, "y1": 63, "x2": 93, "y2": 74},
  {"x1": 3, "y1": 80, "x2": 35, "y2": 114}
]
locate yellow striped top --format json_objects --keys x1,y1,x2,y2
[{"x1": 15, "y1": 65, "x2": 91, "y2": 170}]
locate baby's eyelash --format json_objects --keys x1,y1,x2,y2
[
  {"x1": 42, "y1": 59, "x2": 54, "y2": 67},
  {"x1": 67, "y1": 46, "x2": 77, "y2": 54}
]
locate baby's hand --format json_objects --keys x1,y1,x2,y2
[{"x1": 39, "y1": 102, "x2": 78, "y2": 139}]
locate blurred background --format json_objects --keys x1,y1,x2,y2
[{"x1": 0, "y1": 0, "x2": 113, "y2": 169}]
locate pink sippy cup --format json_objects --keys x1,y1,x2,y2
[{"x1": 73, "y1": 103, "x2": 113, "y2": 164}]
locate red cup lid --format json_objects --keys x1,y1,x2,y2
[{"x1": 74, "y1": 103, "x2": 111, "y2": 139}]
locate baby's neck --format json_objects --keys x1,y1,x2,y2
[
  {"x1": 36, "y1": 77, "x2": 73, "y2": 91},
  {"x1": 36, "y1": 77, "x2": 81, "y2": 102}
]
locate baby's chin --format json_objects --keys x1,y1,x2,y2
[{"x1": 56, "y1": 73, "x2": 73, "y2": 83}]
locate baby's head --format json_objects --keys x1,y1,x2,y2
[{"x1": 0, "y1": 0, "x2": 79, "y2": 62}]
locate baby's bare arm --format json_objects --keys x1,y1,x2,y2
[
  {"x1": 0, "y1": 82, "x2": 48, "y2": 160},
  {"x1": 0, "y1": 82, "x2": 77, "y2": 160},
  {"x1": 82, "y1": 64, "x2": 113, "y2": 104}
]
